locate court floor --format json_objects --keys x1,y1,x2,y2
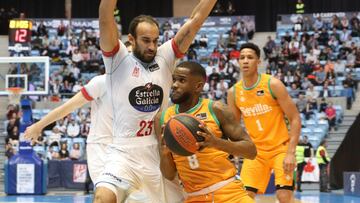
[{"x1": 0, "y1": 191, "x2": 359, "y2": 203}]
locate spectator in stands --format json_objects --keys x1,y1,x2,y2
[
  {"x1": 331, "y1": 15, "x2": 342, "y2": 30},
  {"x1": 5, "y1": 142, "x2": 15, "y2": 159},
  {"x1": 341, "y1": 16, "x2": 349, "y2": 29},
  {"x1": 313, "y1": 16, "x2": 324, "y2": 31},
  {"x1": 327, "y1": 35, "x2": 339, "y2": 51},
  {"x1": 263, "y1": 36, "x2": 276, "y2": 60},
  {"x1": 306, "y1": 84, "x2": 319, "y2": 99},
  {"x1": 293, "y1": 17, "x2": 303, "y2": 31},
  {"x1": 283, "y1": 71, "x2": 294, "y2": 86},
  {"x1": 344, "y1": 83, "x2": 353, "y2": 110},
  {"x1": 316, "y1": 140, "x2": 331, "y2": 192},
  {"x1": 199, "y1": 34, "x2": 208, "y2": 48},
  {"x1": 302, "y1": 16, "x2": 313, "y2": 31},
  {"x1": 72, "y1": 81, "x2": 82, "y2": 93},
  {"x1": 325, "y1": 102, "x2": 337, "y2": 131},
  {"x1": 315, "y1": 66, "x2": 326, "y2": 86},
  {"x1": 186, "y1": 47, "x2": 197, "y2": 61},
  {"x1": 318, "y1": 28, "x2": 329, "y2": 46},
  {"x1": 56, "y1": 119, "x2": 67, "y2": 134},
  {"x1": 305, "y1": 49, "x2": 318, "y2": 64},
  {"x1": 319, "y1": 82, "x2": 333, "y2": 98},
  {"x1": 227, "y1": 31, "x2": 237, "y2": 49},
  {"x1": 216, "y1": 78, "x2": 229, "y2": 101},
  {"x1": 47, "y1": 146, "x2": 60, "y2": 160},
  {"x1": 67, "y1": 119, "x2": 80, "y2": 138},
  {"x1": 59, "y1": 142, "x2": 69, "y2": 160},
  {"x1": 37, "y1": 21, "x2": 47, "y2": 36},
  {"x1": 57, "y1": 20, "x2": 66, "y2": 36},
  {"x1": 289, "y1": 83, "x2": 300, "y2": 98},
  {"x1": 80, "y1": 120, "x2": 90, "y2": 138},
  {"x1": 70, "y1": 143, "x2": 83, "y2": 160},
  {"x1": 296, "y1": 94, "x2": 307, "y2": 113},
  {"x1": 340, "y1": 28, "x2": 350, "y2": 43},
  {"x1": 72, "y1": 49, "x2": 83, "y2": 65},
  {"x1": 60, "y1": 80, "x2": 73, "y2": 98},
  {"x1": 305, "y1": 96, "x2": 318, "y2": 120},
  {"x1": 47, "y1": 126, "x2": 62, "y2": 147},
  {"x1": 7, "y1": 126, "x2": 19, "y2": 146},
  {"x1": 319, "y1": 98, "x2": 328, "y2": 112},
  {"x1": 334, "y1": 59, "x2": 346, "y2": 76},
  {"x1": 295, "y1": 139, "x2": 305, "y2": 192},
  {"x1": 238, "y1": 21, "x2": 249, "y2": 41},
  {"x1": 208, "y1": 68, "x2": 220, "y2": 85}
]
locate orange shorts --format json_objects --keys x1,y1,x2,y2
[
  {"x1": 185, "y1": 180, "x2": 254, "y2": 203},
  {"x1": 240, "y1": 146, "x2": 294, "y2": 194}
]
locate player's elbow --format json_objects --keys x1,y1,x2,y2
[
  {"x1": 248, "y1": 143, "x2": 257, "y2": 160},
  {"x1": 189, "y1": 17, "x2": 203, "y2": 32},
  {"x1": 241, "y1": 142, "x2": 257, "y2": 160},
  {"x1": 160, "y1": 168, "x2": 176, "y2": 181}
]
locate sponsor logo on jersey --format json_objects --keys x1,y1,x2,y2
[
  {"x1": 148, "y1": 63, "x2": 160, "y2": 72},
  {"x1": 129, "y1": 83, "x2": 163, "y2": 112},
  {"x1": 239, "y1": 104, "x2": 273, "y2": 117},
  {"x1": 132, "y1": 66, "x2": 140, "y2": 77},
  {"x1": 257, "y1": 90, "x2": 264, "y2": 96},
  {"x1": 195, "y1": 113, "x2": 207, "y2": 120}
]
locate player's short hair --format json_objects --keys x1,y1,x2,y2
[
  {"x1": 177, "y1": 61, "x2": 206, "y2": 82},
  {"x1": 240, "y1": 42, "x2": 261, "y2": 58},
  {"x1": 129, "y1": 15, "x2": 159, "y2": 38}
]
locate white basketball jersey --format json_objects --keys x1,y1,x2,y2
[
  {"x1": 81, "y1": 75, "x2": 112, "y2": 144},
  {"x1": 103, "y1": 39, "x2": 181, "y2": 142}
]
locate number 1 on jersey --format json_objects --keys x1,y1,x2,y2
[{"x1": 256, "y1": 119, "x2": 264, "y2": 131}]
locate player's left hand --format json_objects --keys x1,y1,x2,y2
[
  {"x1": 283, "y1": 153, "x2": 296, "y2": 174},
  {"x1": 196, "y1": 123, "x2": 219, "y2": 150}
]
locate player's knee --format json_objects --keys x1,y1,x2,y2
[
  {"x1": 94, "y1": 186, "x2": 117, "y2": 203},
  {"x1": 276, "y1": 189, "x2": 293, "y2": 203},
  {"x1": 246, "y1": 190, "x2": 256, "y2": 199}
]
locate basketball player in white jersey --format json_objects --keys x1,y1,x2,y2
[
  {"x1": 95, "y1": 0, "x2": 218, "y2": 202},
  {"x1": 23, "y1": 74, "x2": 150, "y2": 203}
]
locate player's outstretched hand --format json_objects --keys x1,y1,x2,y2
[
  {"x1": 196, "y1": 123, "x2": 218, "y2": 150},
  {"x1": 23, "y1": 124, "x2": 41, "y2": 143}
]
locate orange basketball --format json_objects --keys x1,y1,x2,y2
[{"x1": 163, "y1": 113, "x2": 205, "y2": 156}]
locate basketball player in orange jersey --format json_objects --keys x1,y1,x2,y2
[
  {"x1": 155, "y1": 61, "x2": 257, "y2": 203},
  {"x1": 227, "y1": 42, "x2": 301, "y2": 203}
]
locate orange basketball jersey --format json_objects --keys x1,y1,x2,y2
[
  {"x1": 160, "y1": 98, "x2": 237, "y2": 193},
  {"x1": 233, "y1": 73, "x2": 289, "y2": 152}
]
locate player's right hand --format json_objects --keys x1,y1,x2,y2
[{"x1": 23, "y1": 124, "x2": 42, "y2": 143}]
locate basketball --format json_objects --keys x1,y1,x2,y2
[{"x1": 163, "y1": 113, "x2": 205, "y2": 156}]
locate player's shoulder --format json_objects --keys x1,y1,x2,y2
[{"x1": 89, "y1": 74, "x2": 106, "y2": 84}]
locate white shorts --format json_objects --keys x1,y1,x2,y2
[
  {"x1": 96, "y1": 136, "x2": 184, "y2": 203},
  {"x1": 87, "y1": 142, "x2": 155, "y2": 203},
  {"x1": 86, "y1": 143, "x2": 108, "y2": 183}
]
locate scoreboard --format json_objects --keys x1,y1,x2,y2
[{"x1": 8, "y1": 19, "x2": 32, "y2": 53}]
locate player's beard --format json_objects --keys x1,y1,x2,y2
[
  {"x1": 171, "y1": 91, "x2": 191, "y2": 104},
  {"x1": 133, "y1": 45, "x2": 155, "y2": 63}
]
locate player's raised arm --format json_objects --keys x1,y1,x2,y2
[
  {"x1": 173, "y1": 0, "x2": 217, "y2": 54},
  {"x1": 154, "y1": 111, "x2": 177, "y2": 180},
  {"x1": 24, "y1": 92, "x2": 89, "y2": 142},
  {"x1": 197, "y1": 101, "x2": 257, "y2": 159},
  {"x1": 99, "y1": 0, "x2": 119, "y2": 53},
  {"x1": 270, "y1": 77, "x2": 301, "y2": 173}
]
